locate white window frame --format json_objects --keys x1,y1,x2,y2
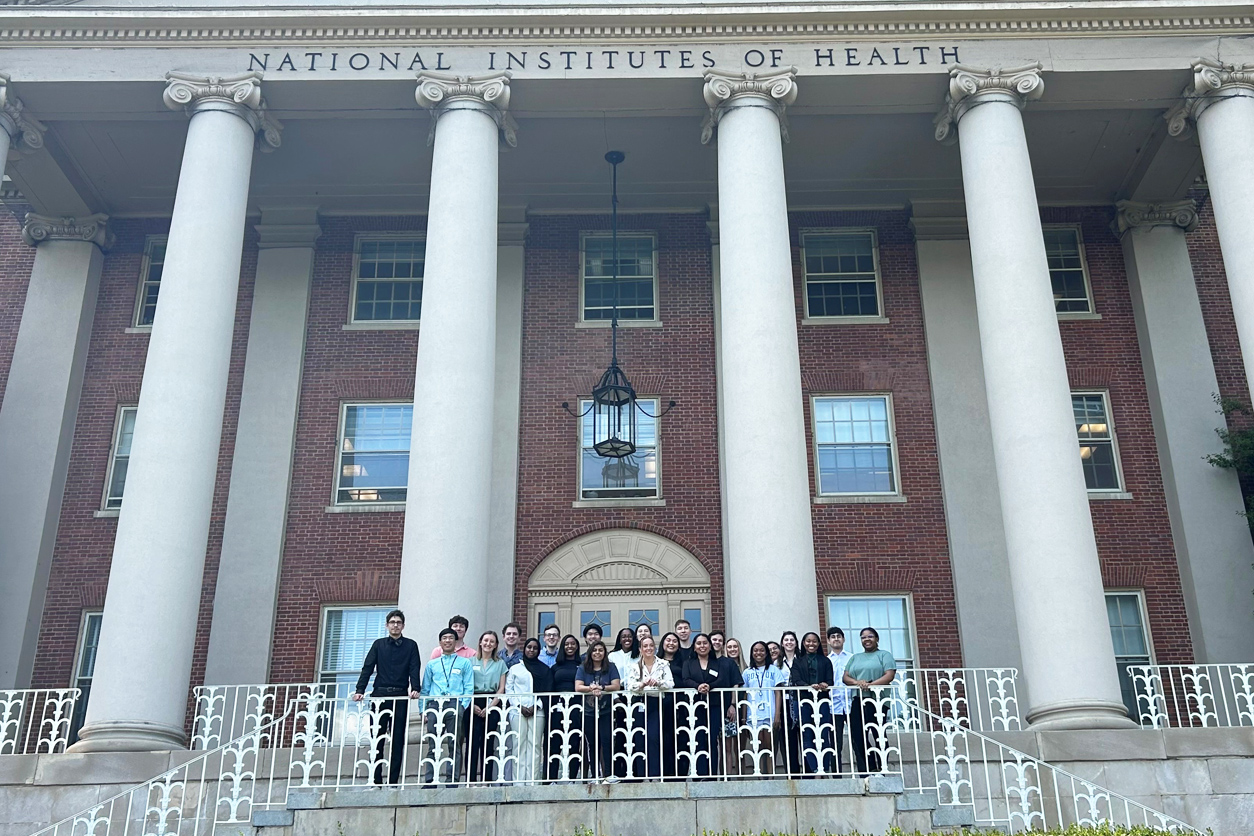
[
  {"x1": 101, "y1": 405, "x2": 138, "y2": 511},
  {"x1": 1043, "y1": 224, "x2": 1097, "y2": 319},
  {"x1": 316, "y1": 604, "x2": 396, "y2": 687},
  {"x1": 72, "y1": 610, "x2": 104, "y2": 690},
  {"x1": 1073, "y1": 390, "x2": 1126, "y2": 494},
  {"x1": 824, "y1": 593, "x2": 917, "y2": 669},
  {"x1": 348, "y1": 233, "x2": 426, "y2": 328},
  {"x1": 578, "y1": 231, "x2": 660, "y2": 325},
  {"x1": 800, "y1": 228, "x2": 885, "y2": 323},
  {"x1": 810, "y1": 393, "x2": 902, "y2": 498},
  {"x1": 1104, "y1": 589, "x2": 1155, "y2": 721},
  {"x1": 576, "y1": 396, "x2": 663, "y2": 502},
  {"x1": 131, "y1": 235, "x2": 167, "y2": 329},
  {"x1": 333, "y1": 401, "x2": 412, "y2": 506}
]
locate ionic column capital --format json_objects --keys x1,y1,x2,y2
[
  {"x1": 0, "y1": 74, "x2": 46, "y2": 153},
  {"x1": 1165, "y1": 58, "x2": 1254, "y2": 139},
  {"x1": 700, "y1": 68, "x2": 798, "y2": 145},
  {"x1": 415, "y1": 71, "x2": 517, "y2": 148},
  {"x1": 21, "y1": 212, "x2": 114, "y2": 251},
  {"x1": 1113, "y1": 199, "x2": 1199, "y2": 236},
  {"x1": 163, "y1": 71, "x2": 282, "y2": 151},
  {"x1": 933, "y1": 63, "x2": 1045, "y2": 145}
]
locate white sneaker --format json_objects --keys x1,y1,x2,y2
[{"x1": 603, "y1": 775, "x2": 620, "y2": 784}]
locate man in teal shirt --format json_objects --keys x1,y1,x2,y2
[{"x1": 420, "y1": 627, "x2": 475, "y2": 785}]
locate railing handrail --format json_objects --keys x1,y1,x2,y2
[
  {"x1": 1125, "y1": 661, "x2": 1254, "y2": 729},
  {"x1": 0, "y1": 688, "x2": 82, "y2": 756},
  {"x1": 903, "y1": 699, "x2": 1200, "y2": 833},
  {"x1": 30, "y1": 700, "x2": 298, "y2": 836}
]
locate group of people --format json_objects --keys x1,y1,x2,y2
[{"x1": 353, "y1": 611, "x2": 898, "y2": 786}]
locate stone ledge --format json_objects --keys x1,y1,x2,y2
[
  {"x1": 1037, "y1": 729, "x2": 1167, "y2": 762},
  {"x1": 1164, "y1": 726, "x2": 1254, "y2": 758}
]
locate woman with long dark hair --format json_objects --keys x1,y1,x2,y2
[
  {"x1": 776, "y1": 630, "x2": 802, "y2": 774},
  {"x1": 741, "y1": 641, "x2": 785, "y2": 776},
  {"x1": 678, "y1": 632, "x2": 719, "y2": 777},
  {"x1": 790, "y1": 631, "x2": 836, "y2": 776},
  {"x1": 547, "y1": 634, "x2": 584, "y2": 780},
  {"x1": 657, "y1": 631, "x2": 683, "y2": 778},
  {"x1": 576, "y1": 640, "x2": 621, "y2": 783}
]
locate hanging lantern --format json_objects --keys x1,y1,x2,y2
[{"x1": 563, "y1": 150, "x2": 674, "y2": 460}]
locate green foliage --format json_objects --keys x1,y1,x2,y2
[
  {"x1": 563, "y1": 825, "x2": 1190, "y2": 836},
  {"x1": 1206, "y1": 394, "x2": 1254, "y2": 528}
]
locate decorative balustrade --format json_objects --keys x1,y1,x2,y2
[
  {"x1": 1126, "y1": 663, "x2": 1254, "y2": 728},
  {"x1": 30, "y1": 681, "x2": 1196, "y2": 836},
  {"x1": 0, "y1": 689, "x2": 79, "y2": 755},
  {"x1": 894, "y1": 703, "x2": 1198, "y2": 832}
]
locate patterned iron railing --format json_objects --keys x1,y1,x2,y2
[
  {"x1": 1127, "y1": 663, "x2": 1254, "y2": 728},
  {"x1": 28, "y1": 680, "x2": 1195, "y2": 836},
  {"x1": 0, "y1": 689, "x2": 80, "y2": 755}
]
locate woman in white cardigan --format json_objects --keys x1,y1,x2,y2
[{"x1": 623, "y1": 635, "x2": 673, "y2": 778}]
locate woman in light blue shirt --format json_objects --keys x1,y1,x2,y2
[{"x1": 841, "y1": 627, "x2": 897, "y2": 776}]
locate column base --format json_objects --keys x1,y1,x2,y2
[
  {"x1": 1026, "y1": 698, "x2": 1139, "y2": 730},
  {"x1": 67, "y1": 719, "x2": 188, "y2": 752}
]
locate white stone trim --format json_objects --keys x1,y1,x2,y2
[
  {"x1": 1073, "y1": 388, "x2": 1127, "y2": 495},
  {"x1": 578, "y1": 230, "x2": 659, "y2": 325},
  {"x1": 798, "y1": 227, "x2": 885, "y2": 322},
  {"x1": 808, "y1": 392, "x2": 904, "y2": 500},
  {"x1": 348, "y1": 232, "x2": 425, "y2": 327},
  {"x1": 1043, "y1": 223, "x2": 1097, "y2": 318}
]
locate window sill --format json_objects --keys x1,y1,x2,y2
[
  {"x1": 813, "y1": 494, "x2": 907, "y2": 504},
  {"x1": 324, "y1": 503, "x2": 407, "y2": 513},
  {"x1": 93, "y1": 509, "x2": 120, "y2": 518},
  {"x1": 801, "y1": 316, "x2": 890, "y2": 326},
  {"x1": 1088, "y1": 491, "x2": 1133, "y2": 501},
  {"x1": 1057, "y1": 312, "x2": 1102, "y2": 322},
  {"x1": 124, "y1": 326, "x2": 152, "y2": 334},
  {"x1": 572, "y1": 498, "x2": 666, "y2": 509},
  {"x1": 342, "y1": 322, "x2": 420, "y2": 331},
  {"x1": 575, "y1": 320, "x2": 663, "y2": 330}
]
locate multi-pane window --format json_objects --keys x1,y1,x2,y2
[
  {"x1": 336, "y1": 403, "x2": 412, "y2": 503},
  {"x1": 1044, "y1": 228, "x2": 1093, "y2": 314},
  {"x1": 581, "y1": 610, "x2": 612, "y2": 636},
  {"x1": 1074, "y1": 392, "x2": 1122, "y2": 491},
  {"x1": 628, "y1": 609, "x2": 660, "y2": 635},
  {"x1": 537, "y1": 611, "x2": 557, "y2": 634},
  {"x1": 826, "y1": 595, "x2": 915, "y2": 669},
  {"x1": 813, "y1": 396, "x2": 898, "y2": 495},
  {"x1": 351, "y1": 238, "x2": 425, "y2": 322},
  {"x1": 802, "y1": 231, "x2": 881, "y2": 318},
  {"x1": 682, "y1": 608, "x2": 703, "y2": 635},
  {"x1": 1106, "y1": 593, "x2": 1151, "y2": 721},
  {"x1": 134, "y1": 237, "x2": 167, "y2": 327},
  {"x1": 582, "y1": 234, "x2": 656, "y2": 321},
  {"x1": 103, "y1": 407, "x2": 138, "y2": 510},
  {"x1": 319, "y1": 606, "x2": 390, "y2": 698},
  {"x1": 68, "y1": 611, "x2": 103, "y2": 743},
  {"x1": 579, "y1": 399, "x2": 659, "y2": 499}
]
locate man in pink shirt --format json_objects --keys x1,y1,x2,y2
[{"x1": 429, "y1": 614, "x2": 476, "y2": 659}]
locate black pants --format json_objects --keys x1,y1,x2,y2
[
  {"x1": 372, "y1": 695, "x2": 408, "y2": 785},
  {"x1": 799, "y1": 700, "x2": 834, "y2": 776},
  {"x1": 465, "y1": 698, "x2": 502, "y2": 783},
  {"x1": 850, "y1": 692, "x2": 884, "y2": 775},
  {"x1": 547, "y1": 695, "x2": 583, "y2": 780},
  {"x1": 832, "y1": 712, "x2": 847, "y2": 775},
  {"x1": 583, "y1": 700, "x2": 613, "y2": 778}
]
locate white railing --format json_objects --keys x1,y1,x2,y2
[
  {"x1": 29, "y1": 681, "x2": 1196, "y2": 836},
  {"x1": 894, "y1": 703, "x2": 1199, "y2": 833},
  {"x1": 1127, "y1": 663, "x2": 1254, "y2": 728},
  {"x1": 190, "y1": 667, "x2": 1021, "y2": 752},
  {"x1": 0, "y1": 689, "x2": 80, "y2": 755},
  {"x1": 30, "y1": 702, "x2": 297, "y2": 836}
]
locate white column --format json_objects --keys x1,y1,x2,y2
[
  {"x1": 703, "y1": 69, "x2": 820, "y2": 642},
  {"x1": 398, "y1": 73, "x2": 511, "y2": 650},
  {"x1": 1168, "y1": 60, "x2": 1254, "y2": 404},
  {"x1": 72, "y1": 72, "x2": 279, "y2": 752},
  {"x1": 935, "y1": 65, "x2": 1133, "y2": 729},
  {"x1": 204, "y1": 208, "x2": 320, "y2": 686},
  {"x1": 0, "y1": 216, "x2": 108, "y2": 689},
  {"x1": 1118, "y1": 200, "x2": 1254, "y2": 663}
]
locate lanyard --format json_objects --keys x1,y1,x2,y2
[{"x1": 439, "y1": 655, "x2": 454, "y2": 689}]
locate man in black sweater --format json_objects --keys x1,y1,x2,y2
[{"x1": 353, "y1": 609, "x2": 422, "y2": 784}]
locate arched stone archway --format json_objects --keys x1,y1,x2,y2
[{"x1": 526, "y1": 529, "x2": 711, "y2": 640}]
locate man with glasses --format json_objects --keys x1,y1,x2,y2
[{"x1": 352, "y1": 609, "x2": 421, "y2": 785}]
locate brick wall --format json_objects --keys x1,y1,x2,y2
[
  {"x1": 792, "y1": 210, "x2": 962, "y2": 668},
  {"x1": 267, "y1": 216, "x2": 423, "y2": 684},
  {"x1": 0, "y1": 206, "x2": 35, "y2": 399},
  {"x1": 1045, "y1": 206, "x2": 1193, "y2": 664},
  {"x1": 512, "y1": 212, "x2": 726, "y2": 630}
]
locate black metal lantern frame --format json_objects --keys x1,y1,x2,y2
[{"x1": 562, "y1": 150, "x2": 675, "y2": 460}]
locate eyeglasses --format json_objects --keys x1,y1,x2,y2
[{"x1": 387, "y1": 620, "x2": 404, "y2": 625}]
